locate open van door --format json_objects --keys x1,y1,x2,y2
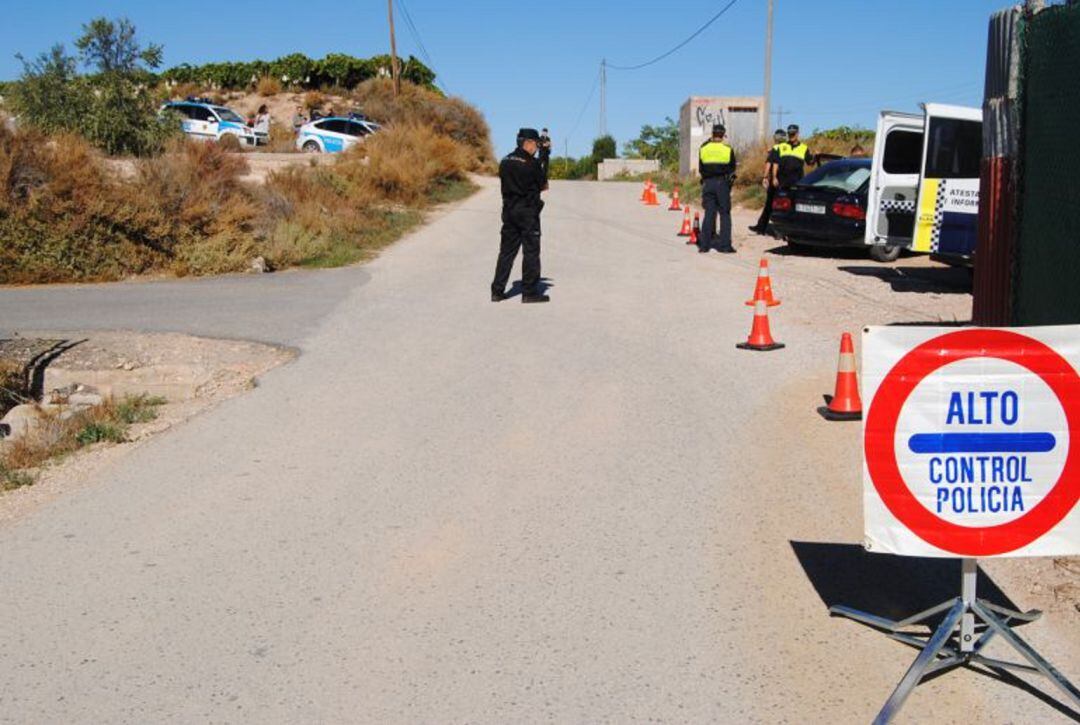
[
  {"x1": 911, "y1": 103, "x2": 983, "y2": 258},
  {"x1": 865, "y1": 111, "x2": 924, "y2": 251}
]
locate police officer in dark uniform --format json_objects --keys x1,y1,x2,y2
[
  {"x1": 492, "y1": 128, "x2": 549, "y2": 303},
  {"x1": 698, "y1": 123, "x2": 737, "y2": 254},
  {"x1": 538, "y1": 128, "x2": 552, "y2": 176},
  {"x1": 750, "y1": 128, "x2": 788, "y2": 234}
]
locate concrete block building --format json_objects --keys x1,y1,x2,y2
[{"x1": 679, "y1": 96, "x2": 766, "y2": 176}]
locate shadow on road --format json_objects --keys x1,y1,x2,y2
[
  {"x1": 790, "y1": 541, "x2": 1019, "y2": 623},
  {"x1": 505, "y1": 277, "x2": 555, "y2": 299},
  {"x1": 837, "y1": 265, "x2": 972, "y2": 294},
  {"x1": 764, "y1": 242, "x2": 868, "y2": 260},
  {"x1": 792, "y1": 542, "x2": 1080, "y2": 720}
]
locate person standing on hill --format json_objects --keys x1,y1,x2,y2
[
  {"x1": 492, "y1": 128, "x2": 550, "y2": 304},
  {"x1": 750, "y1": 128, "x2": 788, "y2": 235},
  {"x1": 698, "y1": 124, "x2": 737, "y2": 254},
  {"x1": 253, "y1": 105, "x2": 271, "y2": 145}
]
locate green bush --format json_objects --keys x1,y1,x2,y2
[
  {"x1": 623, "y1": 117, "x2": 679, "y2": 170},
  {"x1": 9, "y1": 17, "x2": 177, "y2": 156},
  {"x1": 157, "y1": 53, "x2": 436, "y2": 92},
  {"x1": 75, "y1": 422, "x2": 126, "y2": 445},
  {"x1": 592, "y1": 135, "x2": 616, "y2": 162}
]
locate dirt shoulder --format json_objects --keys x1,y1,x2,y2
[{"x1": 0, "y1": 330, "x2": 294, "y2": 524}]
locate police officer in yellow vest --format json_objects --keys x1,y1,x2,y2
[
  {"x1": 750, "y1": 128, "x2": 789, "y2": 234},
  {"x1": 698, "y1": 124, "x2": 737, "y2": 254},
  {"x1": 775, "y1": 124, "x2": 814, "y2": 190}
]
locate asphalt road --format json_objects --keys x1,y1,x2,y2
[{"x1": 0, "y1": 179, "x2": 1075, "y2": 723}]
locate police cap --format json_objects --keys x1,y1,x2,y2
[
  {"x1": 517, "y1": 128, "x2": 541, "y2": 142},
  {"x1": 787, "y1": 124, "x2": 800, "y2": 134},
  {"x1": 711, "y1": 123, "x2": 726, "y2": 136}
]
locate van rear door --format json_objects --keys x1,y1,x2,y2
[
  {"x1": 911, "y1": 103, "x2": 983, "y2": 257},
  {"x1": 865, "y1": 111, "x2": 924, "y2": 249}
]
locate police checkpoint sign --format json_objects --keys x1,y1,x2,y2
[{"x1": 863, "y1": 326, "x2": 1080, "y2": 558}]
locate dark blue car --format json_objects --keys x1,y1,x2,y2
[{"x1": 770, "y1": 158, "x2": 903, "y2": 262}]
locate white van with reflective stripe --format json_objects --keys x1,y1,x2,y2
[{"x1": 866, "y1": 104, "x2": 983, "y2": 261}]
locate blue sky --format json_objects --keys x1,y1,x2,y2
[{"x1": 1, "y1": 0, "x2": 1005, "y2": 157}]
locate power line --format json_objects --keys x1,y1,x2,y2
[
  {"x1": 607, "y1": 0, "x2": 741, "y2": 71},
  {"x1": 566, "y1": 66, "x2": 602, "y2": 148},
  {"x1": 397, "y1": 0, "x2": 450, "y2": 94}
]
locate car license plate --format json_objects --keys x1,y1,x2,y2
[{"x1": 796, "y1": 203, "x2": 826, "y2": 215}]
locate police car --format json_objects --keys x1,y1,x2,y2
[
  {"x1": 161, "y1": 99, "x2": 258, "y2": 146},
  {"x1": 295, "y1": 114, "x2": 380, "y2": 153}
]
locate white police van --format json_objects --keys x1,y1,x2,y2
[
  {"x1": 865, "y1": 103, "x2": 983, "y2": 262},
  {"x1": 162, "y1": 99, "x2": 258, "y2": 146},
  {"x1": 296, "y1": 115, "x2": 380, "y2": 153}
]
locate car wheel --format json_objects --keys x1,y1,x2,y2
[
  {"x1": 869, "y1": 243, "x2": 902, "y2": 263},
  {"x1": 302, "y1": 141, "x2": 321, "y2": 153}
]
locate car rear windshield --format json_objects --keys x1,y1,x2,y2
[
  {"x1": 212, "y1": 107, "x2": 246, "y2": 124},
  {"x1": 799, "y1": 162, "x2": 871, "y2": 192}
]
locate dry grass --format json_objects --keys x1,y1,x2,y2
[
  {"x1": 343, "y1": 123, "x2": 469, "y2": 205},
  {"x1": 0, "y1": 80, "x2": 486, "y2": 283},
  {"x1": 0, "y1": 395, "x2": 164, "y2": 477},
  {"x1": 256, "y1": 76, "x2": 283, "y2": 96},
  {"x1": 352, "y1": 78, "x2": 494, "y2": 170}
]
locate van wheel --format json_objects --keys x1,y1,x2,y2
[
  {"x1": 303, "y1": 141, "x2": 321, "y2": 153},
  {"x1": 869, "y1": 244, "x2": 902, "y2": 263}
]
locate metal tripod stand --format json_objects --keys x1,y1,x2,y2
[{"x1": 830, "y1": 558, "x2": 1080, "y2": 724}]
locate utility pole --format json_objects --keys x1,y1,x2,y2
[
  {"x1": 772, "y1": 106, "x2": 790, "y2": 130},
  {"x1": 599, "y1": 59, "x2": 607, "y2": 138},
  {"x1": 387, "y1": 0, "x2": 401, "y2": 96},
  {"x1": 762, "y1": 0, "x2": 773, "y2": 139}
]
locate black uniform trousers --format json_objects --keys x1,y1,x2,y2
[
  {"x1": 492, "y1": 201, "x2": 542, "y2": 296},
  {"x1": 699, "y1": 176, "x2": 733, "y2": 251},
  {"x1": 755, "y1": 183, "x2": 777, "y2": 230}
]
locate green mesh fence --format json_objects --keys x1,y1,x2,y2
[{"x1": 1015, "y1": 2, "x2": 1080, "y2": 324}]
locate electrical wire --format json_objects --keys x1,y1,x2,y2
[
  {"x1": 607, "y1": 0, "x2": 741, "y2": 71},
  {"x1": 565, "y1": 66, "x2": 602, "y2": 147},
  {"x1": 397, "y1": 0, "x2": 450, "y2": 94}
]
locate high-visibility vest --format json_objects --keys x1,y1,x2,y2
[
  {"x1": 700, "y1": 141, "x2": 733, "y2": 164},
  {"x1": 779, "y1": 142, "x2": 809, "y2": 160}
]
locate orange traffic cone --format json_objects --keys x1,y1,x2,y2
[
  {"x1": 640, "y1": 179, "x2": 651, "y2": 202},
  {"x1": 818, "y1": 333, "x2": 862, "y2": 421},
  {"x1": 668, "y1": 186, "x2": 682, "y2": 210},
  {"x1": 736, "y1": 300, "x2": 785, "y2": 352},
  {"x1": 645, "y1": 183, "x2": 659, "y2": 206},
  {"x1": 745, "y1": 258, "x2": 781, "y2": 307},
  {"x1": 687, "y1": 213, "x2": 700, "y2": 245},
  {"x1": 677, "y1": 205, "x2": 692, "y2": 236}
]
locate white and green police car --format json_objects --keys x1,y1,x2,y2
[
  {"x1": 162, "y1": 99, "x2": 259, "y2": 146},
  {"x1": 296, "y1": 115, "x2": 380, "y2": 153}
]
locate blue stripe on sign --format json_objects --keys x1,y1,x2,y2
[{"x1": 908, "y1": 432, "x2": 1056, "y2": 454}]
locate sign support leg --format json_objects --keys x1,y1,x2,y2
[{"x1": 829, "y1": 558, "x2": 1080, "y2": 722}]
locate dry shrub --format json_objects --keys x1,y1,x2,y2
[
  {"x1": 352, "y1": 78, "x2": 493, "y2": 169},
  {"x1": 170, "y1": 82, "x2": 202, "y2": 100},
  {"x1": 0, "y1": 128, "x2": 163, "y2": 283},
  {"x1": 342, "y1": 123, "x2": 468, "y2": 205},
  {"x1": 259, "y1": 165, "x2": 375, "y2": 267},
  {"x1": 303, "y1": 90, "x2": 327, "y2": 113},
  {"x1": 130, "y1": 139, "x2": 259, "y2": 275},
  {"x1": 256, "y1": 76, "x2": 283, "y2": 96}
]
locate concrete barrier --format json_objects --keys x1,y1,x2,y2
[{"x1": 597, "y1": 159, "x2": 660, "y2": 181}]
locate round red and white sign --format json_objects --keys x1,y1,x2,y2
[{"x1": 865, "y1": 328, "x2": 1080, "y2": 556}]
